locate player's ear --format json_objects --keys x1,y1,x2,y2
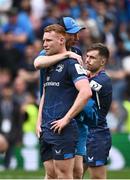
[
  {"x1": 60, "y1": 36, "x2": 66, "y2": 45},
  {"x1": 101, "y1": 58, "x2": 105, "y2": 66}
]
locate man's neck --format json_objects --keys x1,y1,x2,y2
[
  {"x1": 59, "y1": 47, "x2": 67, "y2": 54},
  {"x1": 90, "y1": 68, "x2": 104, "y2": 78}
]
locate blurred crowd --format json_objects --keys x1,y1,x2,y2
[{"x1": 0, "y1": 0, "x2": 130, "y2": 169}]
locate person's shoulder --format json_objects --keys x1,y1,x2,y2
[
  {"x1": 70, "y1": 46, "x2": 82, "y2": 56},
  {"x1": 60, "y1": 58, "x2": 81, "y2": 74},
  {"x1": 93, "y1": 71, "x2": 111, "y2": 85},
  {"x1": 66, "y1": 58, "x2": 81, "y2": 70},
  {"x1": 62, "y1": 57, "x2": 78, "y2": 65},
  {"x1": 90, "y1": 71, "x2": 112, "y2": 92}
]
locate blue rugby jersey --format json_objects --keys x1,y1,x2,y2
[
  {"x1": 38, "y1": 47, "x2": 82, "y2": 97},
  {"x1": 41, "y1": 58, "x2": 87, "y2": 128},
  {"x1": 89, "y1": 70, "x2": 112, "y2": 128}
]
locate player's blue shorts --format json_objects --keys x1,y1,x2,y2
[
  {"x1": 39, "y1": 121, "x2": 78, "y2": 162},
  {"x1": 75, "y1": 121, "x2": 88, "y2": 156},
  {"x1": 85, "y1": 127, "x2": 111, "y2": 166}
]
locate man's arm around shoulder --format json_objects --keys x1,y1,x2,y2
[
  {"x1": 34, "y1": 51, "x2": 83, "y2": 69},
  {"x1": 51, "y1": 78, "x2": 92, "y2": 134}
]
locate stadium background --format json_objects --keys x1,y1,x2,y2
[{"x1": 0, "y1": 0, "x2": 130, "y2": 179}]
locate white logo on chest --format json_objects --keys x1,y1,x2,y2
[
  {"x1": 56, "y1": 64, "x2": 64, "y2": 72},
  {"x1": 90, "y1": 80, "x2": 102, "y2": 91}
]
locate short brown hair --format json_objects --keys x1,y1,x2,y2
[
  {"x1": 44, "y1": 24, "x2": 66, "y2": 37},
  {"x1": 87, "y1": 43, "x2": 110, "y2": 63}
]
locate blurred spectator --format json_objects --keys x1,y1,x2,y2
[
  {"x1": 94, "y1": 0, "x2": 107, "y2": 33},
  {"x1": 78, "y1": 28, "x2": 97, "y2": 54},
  {"x1": 0, "y1": 0, "x2": 13, "y2": 25},
  {"x1": 0, "y1": 30, "x2": 22, "y2": 77},
  {"x1": 116, "y1": 1, "x2": 129, "y2": 25},
  {"x1": 30, "y1": 0, "x2": 46, "y2": 19},
  {"x1": 122, "y1": 26, "x2": 130, "y2": 52},
  {"x1": 56, "y1": 0, "x2": 69, "y2": 15},
  {"x1": 0, "y1": 7, "x2": 28, "y2": 52},
  {"x1": 107, "y1": 54, "x2": 130, "y2": 102},
  {"x1": 0, "y1": 134, "x2": 8, "y2": 153},
  {"x1": 107, "y1": 100, "x2": 127, "y2": 132},
  {"x1": 12, "y1": 0, "x2": 22, "y2": 9},
  {"x1": 0, "y1": 69, "x2": 12, "y2": 91},
  {"x1": 107, "y1": 67, "x2": 126, "y2": 102},
  {"x1": 0, "y1": 84, "x2": 22, "y2": 168},
  {"x1": 17, "y1": 44, "x2": 39, "y2": 93},
  {"x1": 33, "y1": 39, "x2": 42, "y2": 57},
  {"x1": 122, "y1": 56, "x2": 130, "y2": 101},
  {"x1": 69, "y1": 0, "x2": 81, "y2": 18},
  {"x1": 102, "y1": 17, "x2": 116, "y2": 55},
  {"x1": 106, "y1": 0, "x2": 118, "y2": 19},
  {"x1": 19, "y1": 43, "x2": 35, "y2": 70},
  {"x1": 37, "y1": 7, "x2": 57, "y2": 39},
  {"x1": 77, "y1": 8, "x2": 100, "y2": 39},
  {"x1": 17, "y1": 0, "x2": 35, "y2": 43},
  {"x1": 0, "y1": 0, "x2": 12, "y2": 12},
  {"x1": 21, "y1": 91, "x2": 38, "y2": 135},
  {"x1": 21, "y1": 91, "x2": 39, "y2": 171},
  {"x1": 122, "y1": 99, "x2": 130, "y2": 133},
  {"x1": 84, "y1": 0, "x2": 97, "y2": 20},
  {"x1": 13, "y1": 77, "x2": 28, "y2": 105}
]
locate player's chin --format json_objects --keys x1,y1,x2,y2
[
  {"x1": 86, "y1": 66, "x2": 91, "y2": 71},
  {"x1": 45, "y1": 51, "x2": 50, "y2": 55}
]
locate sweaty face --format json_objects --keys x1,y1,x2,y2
[
  {"x1": 85, "y1": 50, "x2": 103, "y2": 73},
  {"x1": 43, "y1": 31, "x2": 65, "y2": 55}
]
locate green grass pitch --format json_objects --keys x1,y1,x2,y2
[{"x1": 0, "y1": 168, "x2": 130, "y2": 179}]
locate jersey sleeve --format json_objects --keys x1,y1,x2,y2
[
  {"x1": 37, "y1": 50, "x2": 46, "y2": 97},
  {"x1": 67, "y1": 59, "x2": 88, "y2": 83}
]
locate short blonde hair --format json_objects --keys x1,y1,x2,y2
[{"x1": 44, "y1": 24, "x2": 66, "y2": 37}]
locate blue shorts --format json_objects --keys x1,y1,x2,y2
[
  {"x1": 86, "y1": 128, "x2": 112, "y2": 166},
  {"x1": 75, "y1": 121, "x2": 88, "y2": 156},
  {"x1": 39, "y1": 123, "x2": 78, "y2": 162}
]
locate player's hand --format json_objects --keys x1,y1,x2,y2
[
  {"x1": 36, "y1": 121, "x2": 42, "y2": 138},
  {"x1": 68, "y1": 51, "x2": 83, "y2": 66},
  {"x1": 50, "y1": 118, "x2": 68, "y2": 134},
  {"x1": 86, "y1": 70, "x2": 91, "y2": 77}
]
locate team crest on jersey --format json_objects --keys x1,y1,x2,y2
[
  {"x1": 75, "y1": 64, "x2": 87, "y2": 75},
  {"x1": 56, "y1": 64, "x2": 64, "y2": 72},
  {"x1": 90, "y1": 80, "x2": 102, "y2": 91}
]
